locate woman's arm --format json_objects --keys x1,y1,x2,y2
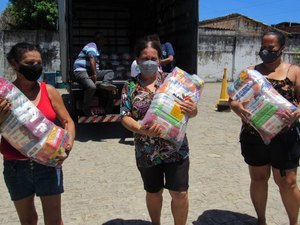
[
  {"x1": 293, "y1": 65, "x2": 300, "y2": 103},
  {"x1": 289, "y1": 65, "x2": 300, "y2": 123},
  {"x1": 46, "y1": 85, "x2": 76, "y2": 152},
  {"x1": 121, "y1": 116, "x2": 162, "y2": 137}
]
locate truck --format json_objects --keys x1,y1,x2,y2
[{"x1": 58, "y1": 0, "x2": 198, "y2": 124}]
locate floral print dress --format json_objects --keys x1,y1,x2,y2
[{"x1": 120, "y1": 72, "x2": 189, "y2": 168}]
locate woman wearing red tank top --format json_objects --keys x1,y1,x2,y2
[
  {"x1": 230, "y1": 31, "x2": 300, "y2": 225},
  {"x1": 0, "y1": 42, "x2": 75, "y2": 225}
]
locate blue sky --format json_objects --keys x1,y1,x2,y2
[
  {"x1": 0, "y1": 0, "x2": 299, "y2": 26},
  {"x1": 0, "y1": 0, "x2": 9, "y2": 14},
  {"x1": 200, "y1": 0, "x2": 300, "y2": 25}
]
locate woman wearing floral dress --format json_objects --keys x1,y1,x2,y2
[{"x1": 120, "y1": 38, "x2": 198, "y2": 225}]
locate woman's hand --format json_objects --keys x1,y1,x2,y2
[
  {"x1": 282, "y1": 109, "x2": 300, "y2": 126},
  {"x1": 229, "y1": 99, "x2": 251, "y2": 123},
  {"x1": 64, "y1": 132, "x2": 74, "y2": 156},
  {"x1": 180, "y1": 100, "x2": 198, "y2": 118},
  {"x1": 56, "y1": 134, "x2": 73, "y2": 166},
  {"x1": 0, "y1": 97, "x2": 11, "y2": 124},
  {"x1": 139, "y1": 123, "x2": 162, "y2": 137}
]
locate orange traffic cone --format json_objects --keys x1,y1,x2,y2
[{"x1": 216, "y1": 68, "x2": 230, "y2": 111}]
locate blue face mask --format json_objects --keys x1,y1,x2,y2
[{"x1": 139, "y1": 60, "x2": 158, "y2": 77}]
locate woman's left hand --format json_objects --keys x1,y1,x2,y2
[
  {"x1": 55, "y1": 133, "x2": 74, "y2": 166},
  {"x1": 180, "y1": 100, "x2": 198, "y2": 118},
  {"x1": 64, "y1": 132, "x2": 74, "y2": 156}
]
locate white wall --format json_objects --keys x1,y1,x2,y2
[
  {"x1": 198, "y1": 27, "x2": 300, "y2": 82},
  {"x1": 0, "y1": 30, "x2": 60, "y2": 81},
  {"x1": 197, "y1": 28, "x2": 262, "y2": 82},
  {"x1": 233, "y1": 36, "x2": 261, "y2": 80}
]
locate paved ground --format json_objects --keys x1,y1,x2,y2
[{"x1": 0, "y1": 82, "x2": 299, "y2": 225}]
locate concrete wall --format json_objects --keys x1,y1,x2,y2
[
  {"x1": 1, "y1": 29, "x2": 299, "y2": 83},
  {"x1": 198, "y1": 27, "x2": 300, "y2": 82},
  {"x1": 0, "y1": 30, "x2": 60, "y2": 81},
  {"x1": 198, "y1": 29, "x2": 235, "y2": 81},
  {"x1": 198, "y1": 28, "x2": 261, "y2": 82}
]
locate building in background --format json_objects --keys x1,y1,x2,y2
[
  {"x1": 198, "y1": 13, "x2": 300, "y2": 81},
  {"x1": 272, "y1": 22, "x2": 300, "y2": 66},
  {"x1": 0, "y1": 13, "x2": 299, "y2": 83}
]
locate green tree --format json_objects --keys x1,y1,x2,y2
[
  {"x1": 8, "y1": 0, "x2": 58, "y2": 30},
  {"x1": 0, "y1": 7, "x2": 16, "y2": 30}
]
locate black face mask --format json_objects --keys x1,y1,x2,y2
[
  {"x1": 19, "y1": 63, "x2": 43, "y2": 81},
  {"x1": 259, "y1": 48, "x2": 282, "y2": 64}
]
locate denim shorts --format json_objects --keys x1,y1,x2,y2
[
  {"x1": 138, "y1": 159, "x2": 189, "y2": 193},
  {"x1": 3, "y1": 160, "x2": 64, "y2": 201}
]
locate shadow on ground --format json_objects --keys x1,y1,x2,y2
[
  {"x1": 193, "y1": 209, "x2": 257, "y2": 225},
  {"x1": 61, "y1": 93, "x2": 134, "y2": 143},
  {"x1": 102, "y1": 218, "x2": 151, "y2": 225},
  {"x1": 75, "y1": 122, "x2": 133, "y2": 143}
]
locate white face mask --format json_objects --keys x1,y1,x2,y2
[{"x1": 139, "y1": 60, "x2": 158, "y2": 77}]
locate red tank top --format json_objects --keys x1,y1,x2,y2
[{"x1": 0, "y1": 82, "x2": 57, "y2": 160}]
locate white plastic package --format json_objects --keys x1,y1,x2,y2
[
  {"x1": 140, "y1": 67, "x2": 204, "y2": 149},
  {"x1": 228, "y1": 69, "x2": 298, "y2": 144},
  {"x1": 0, "y1": 76, "x2": 69, "y2": 167}
]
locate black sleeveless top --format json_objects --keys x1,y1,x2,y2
[{"x1": 267, "y1": 76, "x2": 298, "y2": 107}]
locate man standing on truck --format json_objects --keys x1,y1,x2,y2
[
  {"x1": 73, "y1": 32, "x2": 116, "y2": 116},
  {"x1": 161, "y1": 39, "x2": 175, "y2": 73}
]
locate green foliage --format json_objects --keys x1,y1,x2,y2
[{"x1": 8, "y1": 0, "x2": 58, "y2": 30}]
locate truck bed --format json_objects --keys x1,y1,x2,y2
[{"x1": 69, "y1": 79, "x2": 127, "y2": 123}]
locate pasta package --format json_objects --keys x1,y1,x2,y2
[
  {"x1": 140, "y1": 67, "x2": 204, "y2": 149},
  {"x1": 228, "y1": 69, "x2": 298, "y2": 144},
  {"x1": 0, "y1": 76, "x2": 69, "y2": 167}
]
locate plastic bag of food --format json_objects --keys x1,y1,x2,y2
[
  {"x1": 228, "y1": 69, "x2": 298, "y2": 144},
  {"x1": 0, "y1": 76, "x2": 69, "y2": 167},
  {"x1": 140, "y1": 67, "x2": 204, "y2": 149}
]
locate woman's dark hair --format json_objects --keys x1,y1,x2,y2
[
  {"x1": 7, "y1": 42, "x2": 41, "y2": 64},
  {"x1": 262, "y1": 30, "x2": 286, "y2": 47},
  {"x1": 145, "y1": 34, "x2": 160, "y2": 43},
  {"x1": 134, "y1": 39, "x2": 162, "y2": 58}
]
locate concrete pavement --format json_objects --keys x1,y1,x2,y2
[{"x1": 0, "y1": 82, "x2": 299, "y2": 225}]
